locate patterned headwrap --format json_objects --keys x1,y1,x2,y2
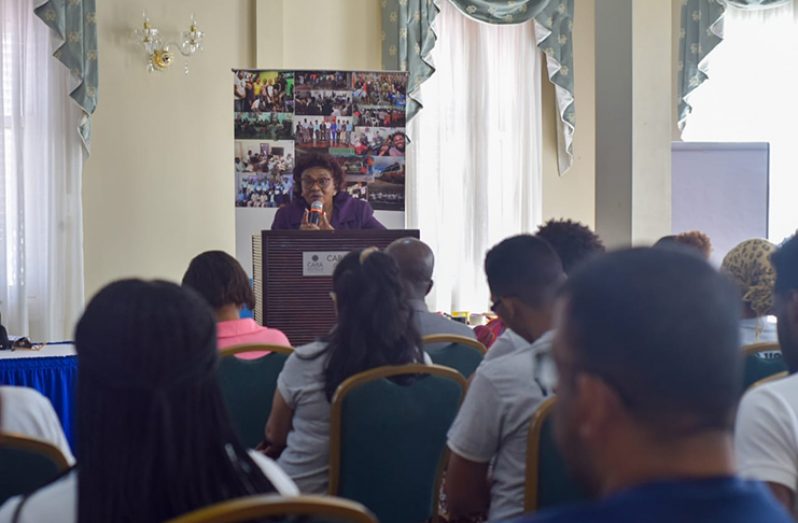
[{"x1": 721, "y1": 239, "x2": 777, "y2": 317}]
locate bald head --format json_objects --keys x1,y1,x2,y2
[{"x1": 385, "y1": 237, "x2": 434, "y2": 299}]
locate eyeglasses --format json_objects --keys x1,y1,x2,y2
[{"x1": 301, "y1": 176, "x2": 332, "y2": 189}]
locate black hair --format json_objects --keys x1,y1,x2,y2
[
  {"x1": 182, "y1": 251, "x2": 254, "y2": 310},
  {"x1": 535, "y1": 219, "x2": 605, "y2": 275},
  {"x1": 654, "y1": 231, "x2": 712, "y2": 260},
  {"x1": 74, "y1": 280, "x2": 274, "y2": 522},
  {"x1": 773, "y1": 234, "x2": 798, "y2": 295},
  {"x1": 315, "y1": 249, "x2": 424, "y2": 401},
  {"x1": 484, "y1": 235, "x2": 565, "y2": 306},
  {"x1": 561, "y1": 248, "x2": 741, "y2": 436},
  {"x1": 292, "y1": 152, "x2": 344, "y2": 197}
]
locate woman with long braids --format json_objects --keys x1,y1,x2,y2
[
  {"x1": 262, "y1": 248, "x2": 426, "y2": 493},
  {"x1": 0, "y1": 280, "x2": 296, "y2": 522}
]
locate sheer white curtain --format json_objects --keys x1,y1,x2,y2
[
  {"x1": 0, "y1": 0, "x2": 84, "y2": 340},
  {"x1": 681, "y1": 1, "x2": 798, "y2": 244},
  {"x1": 406, "y1": 0, "x2": 543, "y2": 314}
]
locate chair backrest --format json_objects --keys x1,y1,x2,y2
[
  {"x1": 742, "y1": 343, "x2": 786, "y2": 390},
  {"x1": 524, "y1": 397, "x2": 586, "y2": 512},
  {"x1": 166, "y1": 494, "x2": 378, "y2": 523},
  {"x1": 217, "y1": 344, "x2": 293, "y2": 448},
  {"x1": 422, "y1": 334, "x2": 486, "y2": 378},
  {"x1": 329, "y1": 364, "x2": 467, "y2": 523},
  {"x1": 0, "y1": 432, "x2": 69, "y2": 505}
]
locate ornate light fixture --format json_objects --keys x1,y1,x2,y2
[{"x1": 133, "y1": 12, "x2": 204, "y2": 74}]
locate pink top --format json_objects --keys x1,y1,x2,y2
[{"x1": 217, "y1": 318, "x2": 291, "y2": 360}]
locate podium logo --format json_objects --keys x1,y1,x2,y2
[{"x1": 302, "y1": 251, "x2": 348, "y2": 277}]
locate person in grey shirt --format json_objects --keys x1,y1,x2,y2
[
  {"x1": 446, "y1": 235, "x2": 565, "y2": 521},
  {"x1": 385, "y1": 237, "x2": 476, "y2": 340}
]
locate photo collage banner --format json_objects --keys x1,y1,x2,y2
[{"x1": 233, "y1": 69, "x2": 408, "y2": 212}]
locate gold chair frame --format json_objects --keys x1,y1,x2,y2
[
  {"x1": 0, "y1": 432, "x2": 70, "y2": 471},
  {"x1": 524, "y1": 396, "x2": 558, "y2": 512},
  {"x1": 750, "y1": 371, "x2": 789, "y2": 390},
  {"x1": 743, "y1": 342, "x2": 780, "y2": 358},
  {"x1": 422, "y1": 334, "x2": 487, "y2": 355},
  {"x1": 166, "y1": 494, "x2": 377, "y2": 523}
]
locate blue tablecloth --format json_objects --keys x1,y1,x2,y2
[{"x1": 0, "y1": 355, "x2": 77, "y2": 451}]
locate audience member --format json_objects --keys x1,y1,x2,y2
[
  {"x1": 735, "y1": 234, "x2": 798, "y2": 515},
  {"x1": 483, "y1": 220, "x2": 605, "y2": 362},
  {"x1": 0, "y1": 386, "x2": 74, "y2": 465},
  {"x1": 721, "y1": 239, "x2": 778, "y2": 345},
  {"x1": 385, "y1": 237, "x2": 476, "y2": 340},
  {"x1": 535, "y1": 219, "x2": 605, "y2": 274},
  {"x1": 445, "y1": 235, "x2": 564, "y2": 520},
  {"x1": 0, "y1": 280, "x2": 296, "y2": 522},
  {"x1": 654, "y1": 230, "x2": 713, "y2": 260},
  {"x1": 514, "y1": 248, "x2": 790, "y2": 523},
  {"x1": 182, "y1": 250, "x2": 290, "y2": 359},
  {"x1": 263, "y1": 248, "x2": 426, "y2": 493}
]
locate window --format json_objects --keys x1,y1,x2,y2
[{"x1": 682, "y1": 3, "x2": 798, "y2": 243}]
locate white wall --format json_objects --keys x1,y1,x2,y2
[
  {"x1": 541, "y1": 0, "x2": 596, "y2": 228},
  {"x1": 83, "y1": 0, "x2": 255, "y2": 300}
]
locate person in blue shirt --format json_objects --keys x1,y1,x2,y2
[{"x1": 509, "y1": 248, "x2": 792, "y2": 523}]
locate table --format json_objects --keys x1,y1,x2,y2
[{"x1": 0, "y1": 346, "x2": 77, "y2": 451}]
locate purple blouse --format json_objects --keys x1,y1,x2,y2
[{"x1": 271, "y1": 192, "x2": 385, "y2": 230}]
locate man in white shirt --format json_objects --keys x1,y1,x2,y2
[
  {"x1": 385, "y1": 237, "x2": 475, "y2": 340},
  {"x1": 736, "y1": 234, "x2": 798, "y2": 515},
  {"x1": 445, "y1": 235, "x2": 565, "y2": 521}
]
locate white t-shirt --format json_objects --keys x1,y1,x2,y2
[
  {"x1": 0, "y1": 386, "x2": 74, "y2": 465},
  {"x1": 446, "y1": 331, "x2": 553, "y2": 521},
  {"x1": 735, "y1": 373, "x2": 798, "y2": 503},
  {"x1": 0, "y1": 451, "x2": 297, "y2": 523},
  {"x1": 483, "y1": 328, "x2": 529, "y2": 363}
]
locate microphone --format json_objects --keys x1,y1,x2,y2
[{"x1": 308, "y1": 200, "x2": 323, "y2": 225}]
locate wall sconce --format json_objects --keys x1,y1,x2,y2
[{"x1": 133, "y1": 12, "x2": 204, "y2": 74}]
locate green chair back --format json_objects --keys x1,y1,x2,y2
[
  {"x1": 525, "y1": 398, "x2": 586, "y2": 512},
  {"x1": 0, "y1": 433, "x2": 69, "y2": 505},
  {"x1": 422, "y1": 335, "x2": 486, "y2": 378},
  {"x1": 217, "y1": 346, "x2": 292, "y2": 448},
  {"x1": 329, "y1": 364, "x2": 466, "y2": 523},
  {"x1": 743, "y1": 344, "x2": 786, "y2": 390}
]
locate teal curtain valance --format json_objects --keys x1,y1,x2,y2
[
  {"x1": 382, "y1": 0, "x2": 576, "y2": 174},
  {"x1": 447, "y1": 0, "x2": 550, "y2": 24},
  {"x1": 34, "y1": 0, "x2": 98, "y2": 151},
  {"x1": 678, "y1": 0, "x2": 790, "y2": 131}
]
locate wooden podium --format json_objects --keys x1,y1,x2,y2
[{"x1": 253, "y1": 229, "x2": 420, "y2": 345}]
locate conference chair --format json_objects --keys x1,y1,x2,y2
[
  {"x1": 329, "y1": 364, "x2": 467, "y2": 523},
  {"x1": 742, "y1": 342, "x2": 786, "y2": 390},
  {"x1": 0, "y1": 432, "x2": 70, "y2": 505},
  {"x1": 524, "y1": 397, "x2": 586, "y2": 512},
  {"x1": 217, "y1": 344, "x2": 294, "y2": 449},
  {"x1": 422, "y1": 334, "x2": 487, "y2": 378},
  {"x1": 166, "y1": 495, "x2": 377, "y2": 523}
]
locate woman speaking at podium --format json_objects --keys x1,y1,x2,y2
[{"x1": 271, "y1": 152, "x2": 384, "y2": 231}]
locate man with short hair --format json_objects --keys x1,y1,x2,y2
[
  {"x1": 484, "y1": 220, "x2": 605, "y2": 363},
  {"x1": 384, "y1": 237, "x2": 475, "y2": 340},
  {"x1": 515, "y1": 248, "x2": 790, "y2": 523},
  {"x1": 445, "y1": 235, "x2": 564, "y2": 521},
  {"x1": 735, "y1": 234, "x2": 798, "y2": 516}
]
